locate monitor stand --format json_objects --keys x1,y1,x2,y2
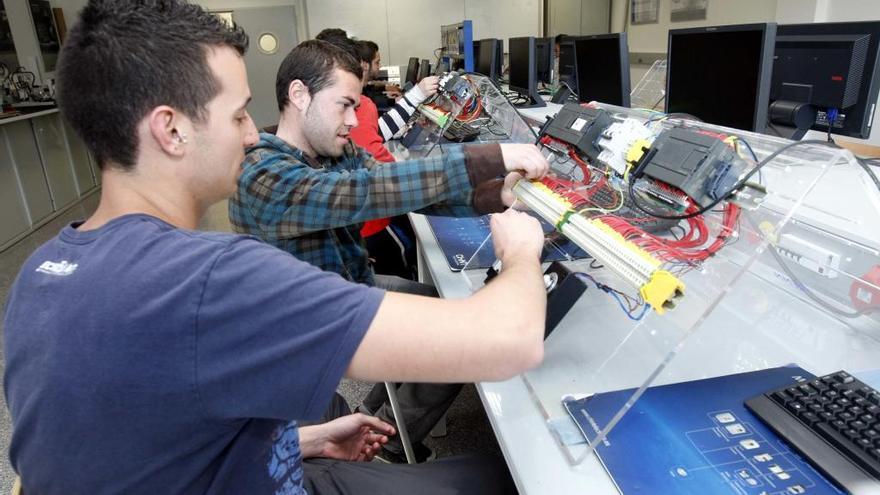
[{"x1": 512, "y1": 88, "x2": 546, "y2": 109}]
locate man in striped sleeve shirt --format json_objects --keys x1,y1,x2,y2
[{"x1": 230, "y1": 39, "x2": 549, "y2": 464}]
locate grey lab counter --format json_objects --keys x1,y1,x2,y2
[{"x1": 0, "y1": 108, "x2": 100, "y2": 250}]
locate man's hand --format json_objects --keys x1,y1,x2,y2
[
  {"x1": 499, "y1": 144, "x2": 550, "y2": 180},
  {"x1": 300, "y1": 413, "x2": 395, "y2": 462},
  {"x1": 417, "y1": 75, "x2": 440, "y2": 97},
  {"x1": 489, "y1": 209, "x2": 544, "y2": 265},
  {"x1": 500, "y1": 171, "x2": 529, "y2": 209}
]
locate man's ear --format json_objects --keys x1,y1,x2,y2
[
  {"x1": 147, "y1": 106, "x2": 189, "y2": 158},
  {"x1": 288, "y1": 80, "x2": 311, "y2": 112}
]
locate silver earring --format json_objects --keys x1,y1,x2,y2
[{"x1": 176, "y1": 131, "x2": 188, "y2": 144}]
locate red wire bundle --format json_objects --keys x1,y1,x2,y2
[
  {"x1": 597, "y1": 204, "x2": 740, "y2": 263},
  {"x1": 535, "y1": 134, "x2": 742, "y2": 268}
]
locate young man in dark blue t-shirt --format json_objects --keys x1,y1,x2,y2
[{"x1": 2, "y1": 1, "x2": 550, "y2": 494}]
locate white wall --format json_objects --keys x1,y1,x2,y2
[
  {"x1": 622, "y1": 0, "x2": 778, "y2": 53},
  {"x1": 305, "y1": 0, "x2": 542, "y2": 67}
]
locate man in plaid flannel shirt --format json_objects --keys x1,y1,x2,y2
[{"x1": 230, "y1": 39, "x2": 549, "y2": 463}]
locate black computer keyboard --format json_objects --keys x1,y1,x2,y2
[
  {"x1": 745, "y1": 371, "x2": 880, "y2": 494},
  {"x1": 442, "y1": 120, "x2": 480, "y2": 143}
]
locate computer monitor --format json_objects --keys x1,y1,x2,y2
[
  {"x1": 475, "y1": 38, "x2": 503, "y2": 81},
  {"x1": 404, "y1": 57, "x2": 420, "y2": 87},
  {"x1": 770, "y1": 21, "x2": 880, "y2": 140},
  {"x1": 666, "y1": 23, "x2": 777, "y2": 132},
  {"x1": 573, "y1": 33, "x2": 631, "y2": 107},
  {"x1": 417, "y1": 59, "x2": 431, "y2": 80},
  {"x1": 535, "y1": 37, "x2": 553, "y2": 84},
  {"x1": 558, "y1": 40, "x2": 578, "y2": 88},
  {"x1": 508, "y1": 36, "x2": 544, "y2": 108}
]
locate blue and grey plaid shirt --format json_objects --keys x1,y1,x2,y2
[{"x1": 229, "y1": 133, "x2": 505, "y2": 285}]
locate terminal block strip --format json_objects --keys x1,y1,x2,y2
[{"x1": 513, "y1": 179, "x2": 685, "y2": 314}]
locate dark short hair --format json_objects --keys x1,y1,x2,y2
[
  {"x1": 57, "y1": 0, "x2": 248, "y2": 170},
  {"x1": 555, "y1": 34, "x2": 568, "y2": 44},
  {"x1": 275, "y1": 40, "x2": 363, "y2": 111},
  {"x1": 355, "y1": 40, "x2": 379, "y2": 65},
  {"x1": 315, "y1": 28, "x2": 349, "y2": 45}
]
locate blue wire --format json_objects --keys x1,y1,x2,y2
[{"x1": 575, "y1": 272, "x2": 650, "y2": 320}]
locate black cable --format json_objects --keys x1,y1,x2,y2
[
  {"x1": 627, "y1": 139, "x2": 837, "y2": 221},
  {"x1": 650, "y1": 94, "x2": 665, "y2": 110}
]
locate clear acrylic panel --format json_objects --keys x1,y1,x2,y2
[
  {"x1": 509, "y1": 102, "x2": 880, "y2": 466},
  {"x1": 401, "y1": 72, "x2": 536, "y2": 159}
]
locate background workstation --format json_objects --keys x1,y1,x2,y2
[{"x1": 2, "y1": 0, "x2": 880, "y2": 494}]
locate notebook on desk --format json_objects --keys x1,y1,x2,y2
[
  {"x1": 563, "y1": 366, "x2": 846, "y2": 494},
  {"x1": 425, "y1": 214, "x2": 589, "y2": 270}
]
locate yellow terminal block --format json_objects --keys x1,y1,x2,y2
[
  {"x1": 639, "y1": 270, "x2": 686, "y2": 315},
  {"x1": 626, "y1": 139, "x2": 652, "y2": 166}
]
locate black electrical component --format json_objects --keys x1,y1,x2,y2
[
  {"x1": 542, "y1": 103, "x2": 612, "y2": 161},
  {"x1": 636, "y1": 128, "x2": 745, "y2": 208},
  {"x1": 544, "y1": 261, "x2": 588, "y2": 339}
]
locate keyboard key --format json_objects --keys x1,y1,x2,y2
[
  {"x1": 832, "y1": 419, "x2": 848, "y2": 431},
  {"x1": 772, "y1": 391, "x2": 791, "y2": 406},
  {"x1": 801, "y1": 412, "x2": 820, "y2": 426},
  {"x1": 851, "y1": 420, "x2": 868, "y2": 430},
  {"x1": 811, "y1": 379, "x2": 829, "y2": 392},
  {"x1": 834, "y1": 372, "x2": 853, "y2": 384},
  {"x1": 787, "y1": 402, "x2": 806, "y2": 414},
  {"x1": 798, "y1": 384, "x2": 817, "y2": 396},
  {"x1": 844, "y1": 429, "x2": 861, "y2": 441}
]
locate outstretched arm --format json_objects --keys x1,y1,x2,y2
[{"x1": 347, "y1": 208, "x2": 548, "y2": 383}]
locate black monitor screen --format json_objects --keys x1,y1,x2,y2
[
  {"x1": 558, "y1": 41, "x2": 577, "y2": 83},
  {"x1": 404, "y1": 57, "x2": 420, "y2": 86},
  {"x1": 509, "y1": 37, "x2": 532, "y2": 93},
  {"x1": 536, "y1": 38, "x2": 553, "y2": 84},
  {"x1": 667, "y1": 25, "x2": 775, "y2": 131},
  {"x1": 476, "y1": 39, "x2": 495, "y2": 77},
  {"x1": 417, "y1": 59, "x2": 430, "y2": 80},
  {"x1": 574, "y1": 35, "x2": 630, "y2": 106}
]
